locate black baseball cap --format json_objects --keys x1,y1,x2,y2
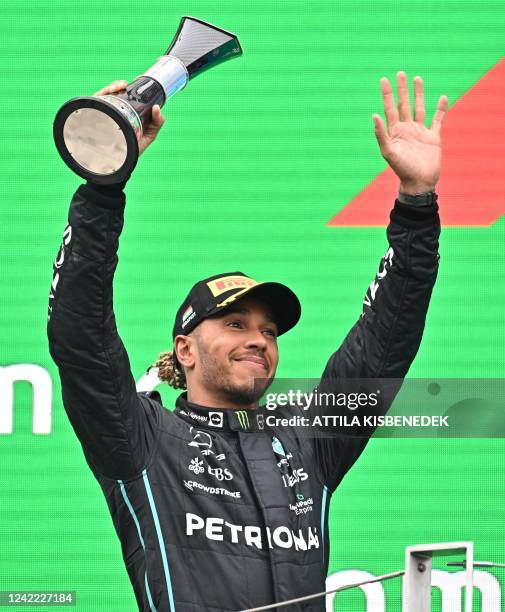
[{"x1": 172, "y1": 272, "x2": 301, "y2": 339}]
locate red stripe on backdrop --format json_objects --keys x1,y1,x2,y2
[{"x1": 328, "y1": 57, "x2": 505, "y2": 227}]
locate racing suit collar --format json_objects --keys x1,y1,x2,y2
[{"x1": 175, "y1": 393, "x2": 267, "y2": 433}]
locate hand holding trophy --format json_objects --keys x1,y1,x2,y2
[
  {"x1": 53, "y1": 17, "x2": 242, "y2": 184},
  {"x1": 91, "y1": 80, "x2": 167, "y2": 157}
]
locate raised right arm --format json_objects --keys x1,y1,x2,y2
[
  {"x1": 48, "y1": 80, "x2": 167, "y2": 479},
  {"x1": 47, "y1": 182, "x2": 160, "y2": 479}
]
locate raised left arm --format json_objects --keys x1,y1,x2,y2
[{"x1": 311, "y1": 72, "x2": 447, "y2": 491}]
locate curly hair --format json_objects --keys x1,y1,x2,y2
[{"x1": 150, "y1": 350, "x2": 187, "y2": 389}]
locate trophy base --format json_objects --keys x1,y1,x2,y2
[{"x1": 53, "y1": 96, "x2": 140, "y2": 185}]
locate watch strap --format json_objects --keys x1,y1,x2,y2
[{"x1": 397, "y1": 190, "x2": 437, "y2": 207}]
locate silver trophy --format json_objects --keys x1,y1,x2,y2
[{"x1": 53, "y1": 16, "x2": 243, "y2": 184}]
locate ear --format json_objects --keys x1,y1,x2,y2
[{"x1": 174, "y1": 334, "x2": 197, "y2": 371}]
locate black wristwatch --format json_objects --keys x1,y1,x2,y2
[{"x1": 397, "y1": 189, "x2": 437, "y2": 207}]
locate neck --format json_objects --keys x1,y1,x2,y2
[{"x1": 186, "y1": 387, "x2": 258, "y2": 411}]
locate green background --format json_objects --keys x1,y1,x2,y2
[{"x1": 1, "y1": 0, "x2": 504, "y2": 609}]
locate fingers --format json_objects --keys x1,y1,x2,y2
[
  {"x1": 413, "y1": 76, "x2": 425, "y2": 124},
  {"x1": 93, "y1": 79, "x2": 128, "y2": 97},
  {"x1": 143, "y1": 105, "x2": 166, "y2": 136},
  {"x1": 380, "y1": 71, "x2": 429, "y2": 129},
  {"x1": 151, "y1": 104, "x2": 166, "y2": 128},
  {"x1": 396, "y1": 71, "x2": 412, "y2": 121},
  {"x1": 372, "y1": 114, "x2": 390, "y2": 152},
  {"x1": 138, "y1": 104, "x2": 166, "y2": 155},
  {"x1": 379, "y1": 71, "x2": 413, "y2": 128},
  {"x1": 380, "y1": 77, "x2": 399, "y2": 131},
  {"x1": 430, "y1": 94, "x2": 449, "y2": 133},
  {"x1": 140, "y1": 105, "x2": 166, "y2": 153}
]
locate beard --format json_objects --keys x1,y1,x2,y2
[{"x1": 196, "y1": 337, "x2": 274, "y2": 407}]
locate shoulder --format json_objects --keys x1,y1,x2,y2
[{"x1": 136, "y1": 390, "x2": 189, "y2": 436}]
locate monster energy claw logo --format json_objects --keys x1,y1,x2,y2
[{"x1": 236, "y1": 411, "x2": 250, "y2": 429}]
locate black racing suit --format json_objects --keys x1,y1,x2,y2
[{"x1": 47, "y1": 181, "x2": 440, "y2": 611}]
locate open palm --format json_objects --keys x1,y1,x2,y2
[{"x1": 373, "y1": 72, "x2": 448, "y2": 194}]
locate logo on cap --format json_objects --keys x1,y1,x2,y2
[
  {"x1": 206, "y1": 275, "x2": 258, "y2": 297},
  {"x1": 182, "y1": 305, "x2": 196, "y2": 329}
]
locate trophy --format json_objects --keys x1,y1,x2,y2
[{"x1": 53, "y1": 16, "x2": 243, "y2": 184}]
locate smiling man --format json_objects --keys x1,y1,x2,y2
[
  {"x1": 162, "y1": 279, "x2": 299, "y2": 408},
  {"x1": 48, "y1": 73, "x2": 446, "y2": 611}
]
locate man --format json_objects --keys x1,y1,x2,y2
[{"x1": 47, "y1": 72, "x2": 446, "y2": 611}]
